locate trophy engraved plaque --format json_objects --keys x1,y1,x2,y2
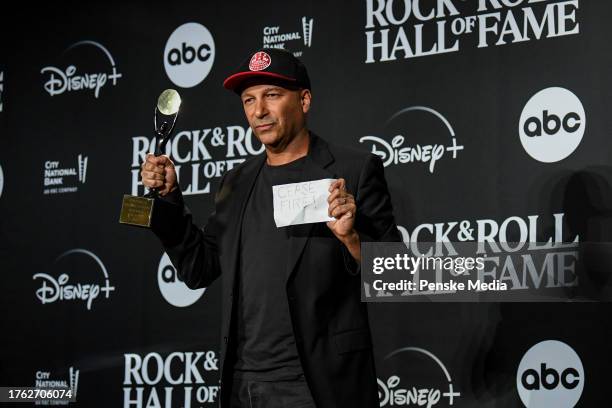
[{"x1": 119, "y1": 89, "x2": 181, "y2": 227}]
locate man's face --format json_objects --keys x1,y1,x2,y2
[{"x1": 240, "y1": 83, "x2": 311, "y2": 149}]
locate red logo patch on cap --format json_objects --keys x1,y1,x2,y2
[{"x1": 249, "y1": 51, "x2": 272, "y2": 71}]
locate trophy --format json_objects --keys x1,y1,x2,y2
[{"x1": 119, "y1": 89, "x2": 181, "y2": 227}]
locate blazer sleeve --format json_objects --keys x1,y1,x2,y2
[
  {"x1": 151, "y1": 175, "x2": 226, "y2": 289},
  {"x1": 341, "y1": 153, "x2": 402, "y2": 276},
  {"x1": 354, "y1": 153, "x2": 402, "y2": 243}
]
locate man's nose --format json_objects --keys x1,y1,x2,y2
[{"x1": 254, "y1": 98, "x2": 268, "y2": 118}]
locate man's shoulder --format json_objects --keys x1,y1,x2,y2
[
  {"x1": 317, "y1": 134, "x2": 378, "y2": 171},
  {"x1": 327, "y1": 139, "x2": 372, "y2": 161}
]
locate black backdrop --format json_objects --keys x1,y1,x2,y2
[{"x1": 2, "y1": 1, "x2": 611, "y2": 407}]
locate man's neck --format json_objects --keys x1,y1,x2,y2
[{"x1": 265, "y1": 128, "x2": 310, "y2": 166}]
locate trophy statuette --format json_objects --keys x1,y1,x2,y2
[{"x1": 119, "y1": 89, "x2": 181, "y2": 227}]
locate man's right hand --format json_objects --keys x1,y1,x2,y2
[{"x1": 140, "y1": 154, "x2": 177, "y2": 196}]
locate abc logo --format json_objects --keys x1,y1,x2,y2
[
  {"x1": 164, "y1": 22, "x2": 215, "y2": 88},
  {"x1": 167, "y1": 42, "x2": 212, "y2": 65},
  {"x1": 519, "y1": 87, "x2": 585, "y2": 163},
  {"x1": 158, "y1": 253, "x2": 205, "y2": 307},
  {"x1": 521, "y1": 363, "x2": 580, "y2": 391},
  {"x1": 516, "y1": 340, "x2": 584, "y2": 407},
  {"x1": 523, "y1": 110, "x2": 581, "y2": 138}
]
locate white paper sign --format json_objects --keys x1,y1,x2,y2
[{"x1": 272, "y1": 178, "x2": 336, "y2": 227}]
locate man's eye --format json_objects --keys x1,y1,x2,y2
[
  {"x1": 243, "y1": 98, "x2": 254, "y2": 104},
  {"x1": 266, "y1": 93, "x2": 279, "y2": 98}
]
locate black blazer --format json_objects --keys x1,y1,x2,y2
[{"x1": 153, "y1": 133, "x2": 401, "y2": 407}]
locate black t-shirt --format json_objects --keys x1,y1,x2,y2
[{"x1": 232, "y1": 156, "x2": 308, "y2": 381}]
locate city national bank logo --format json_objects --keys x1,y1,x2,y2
[
  {"x1": 517, "y1": 340, "x2": 584, "y2": 408},
  {"x1": 378, "y1": 347, "x2": 460, "y2": 406},
  {"x1": 262, "y1": 16, "x2": 314, "y2": 57},
  {"x1": 164, "y1": 22, "x2": 215, "y2": 88},
  {"x1": 365, "y1": 0, "x2": 580, "y2": 63},
  {"x1": 43, "y1": 154, "x2": 88, "y2": 195},
  {"x1": 158, "y1": 253, "x2": 205, "y2": 307},
  {"x1": 519, "y1": 87, "x2": 585, "y2": 163},
  {"x1": 34, "y1": 367, "x2": 79, "y2": 406},
  {"x1": 360, "y1": 106, "x2": 464, "y2": 173},
  {"x1": 123, "y1": 351, "x2": 220, "y2": 407},
  {"x1": 130, "y1": 124, "x2": 264, "y2": 196},
  {"x1": 41, "y1": 41, "x2": 122, "y2": 98},
  {"x1": 33, "y1": 249, "x2": 115, "y2": 310}
]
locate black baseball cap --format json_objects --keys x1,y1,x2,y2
[{"x1": 223, "y1": 49, "x2": 311, "y2": 94}]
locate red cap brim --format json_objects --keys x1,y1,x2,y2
[{"x1": 223, "y1": 71, "x2": 297, "y2": 91}]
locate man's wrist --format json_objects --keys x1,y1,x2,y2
[
  {"x1": 339, "y1": 230, "x2": 361, "y2": 263},
  {"x1": 339, "y1": 230, "x2": 360, "y2": 247}
]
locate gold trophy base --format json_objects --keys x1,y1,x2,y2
[{"x1": 119, "y1": 195, "x2": 155, "y2": 227}]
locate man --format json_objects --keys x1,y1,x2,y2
[{"x1": 142, "y1": 49, "x2": 401, "y2": 407}]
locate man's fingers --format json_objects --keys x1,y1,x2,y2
[
  {"x1": 142, "y1": 170, "x2": 164, "y2": 181},
  {"x1": 158, "y1": 184, "x2": 172, "y2": 196},
  {"x1": 328, "y1": 197, "x2": 355, "y2": 217},
  {"x1": 141, "y1": 154, "x2": 177, "y2": 195},
  {"x1": 328, "y1": 178, "x2": 346, "y2": 192},
  {"x1": 145, "y1": 154, "x2": 172, "y2": 167},
  {"x1": 145, "y1": 154, "x2": 162, "y2": 166},
  {"x1": 337, "y1": 178, "x2": 346, "y2": 191},
  {"x1": 330, "y1": 203, "x2": 356, "y2": 219},
  {"x1": 328, "y1": 180, "x2": 338, "y2": 192},
  {"x1": 142, "y1": 179, "x2": 164, "y2": 189},
  {"x1": 328, "y1": 195, "x2": 355, "y2": 214},
  {"x1": 327, "y1": 188, "x2": 342, "y2": 203},
  {"x1": 142, "y1": 161, "x2": 165, "y2": 173},
  {"x1": 140, "y1": 165, "x2": 164, "y2": 182}
]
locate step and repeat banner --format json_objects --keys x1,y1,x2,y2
[{"x1": 1, "y1": 1, "x2": 611, "y2": 407}]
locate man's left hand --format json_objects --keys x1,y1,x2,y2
[{"x1": 327, "y1": 179, "x2": 360, "y2": 257}]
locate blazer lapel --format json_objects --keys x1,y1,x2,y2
[{"x1": 285, "y1": 133, "x2": 336, "y2": 282}]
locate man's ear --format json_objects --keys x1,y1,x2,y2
[{"x1": 300, "y1": 89, "x2": 312, "y2": 114}]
